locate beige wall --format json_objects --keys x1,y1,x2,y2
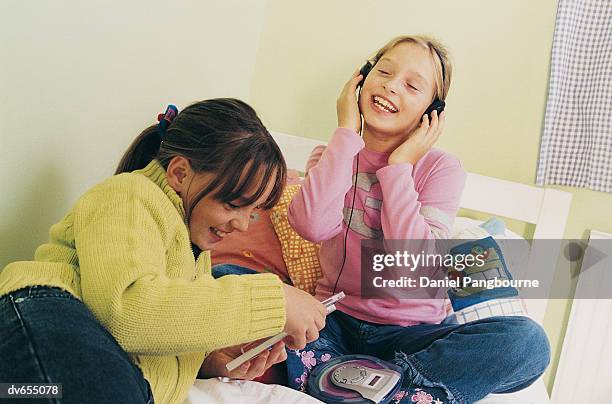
[
  {"x1": 1, "y1": 1, "x2": 267, "y2": 267},
  {"x1": 250, "y1": 0, "x2": 612, "y2": 393}
]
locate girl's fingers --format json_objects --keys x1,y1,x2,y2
[
  {"x1": 231, "y1": 361, "x2": 250, "y2": 379},
  {"x1": 430, "y1": 110, "x2": 439, "y2": 129},
  {"x1": 423, "y1": 110, "x2": 440, "y2": 143},
  {"x1": 422, "y1": 113, "x2": 430, "y2": 128},
  {"x1": 438, "y1": 110, "x2": 446, "y2": 133},
  {"x1": 422, "y1": 110, "x2": 436, "y2": 135},
  {"x1": 267, "y1": 342, "x2": 283, "y2": 359},
  {"x1": 267, "y1": 343, "x2": 287, "y2": 367},
  {"x1": 246, "y1": 353, "x2": 269, "y2": 378},
  {"x1": 305, "y1": 325, "x2": 319, "y2": 343},
  {"x1": 345, "y1": 70, "x2": 362, "y2": 85},
  {"x1": 414, "y1": 114, "x2": 430, "y2": 139},
  {"x1": 270, "y1": 340, "x2": 285, "y2": 355},
  {"x1": 318, "y1": 301, "x2": 327, "y2": 317},
  {"x1": 314, "y1": 315, "x2": 326, "y2": 331},
  {"x1": 289, "y1": 333, "x2": 307, "y2": 350},
  {"x1": 347, "y1": 74, "x2": 363, "y2": 92},
  {"x1": 277, "y1": 348, "x2": 288, "y2": 363},
  {"x1": 431, "y1": 110, "x2": 445, "y2": 142}
]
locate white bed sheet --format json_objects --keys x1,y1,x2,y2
[
  {"x1": 185, "y1": 377, "x2": 549, "y2": 404},
  {"x1": 184, "y1": 378, "x2": 322, "y2": 404}
]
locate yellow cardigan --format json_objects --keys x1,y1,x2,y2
[{"x1": 0, "y1": 160, "x2": 286, "y2": 404}]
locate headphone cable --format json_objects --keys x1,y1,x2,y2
[{"x1": 332, "y1": 90, "x2": 363, "y2": 295}]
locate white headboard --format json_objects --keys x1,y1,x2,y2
[{"x1": 271, "y1": 131, "x2": 573, "y2": 324}]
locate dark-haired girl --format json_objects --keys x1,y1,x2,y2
[{"x1": 0, "y1": 99, "x2": 326, "y2": 404}]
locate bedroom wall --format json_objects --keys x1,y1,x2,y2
[
  {"x1": 249, "y1": 0, "x2": 612, "y2": 393},
  {"x1": 1, "y1": 1, "x2": 267, "y2": 267}
]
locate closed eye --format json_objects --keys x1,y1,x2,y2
[
  {"x1": 377, "y1": 69, "x2": 390, "y2": 75},
  {"x1": 226, "y1": 202, "x2": 263, "y2": 211},
  {"x1": 406, "y1": 82, "x2": 420, "y2": 92}
]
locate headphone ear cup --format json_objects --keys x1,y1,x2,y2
[
  {"x1": 358, "y1": 62, "x2": 373, "y2": 88},
  {"x1": 424, "y1": 99, "x2": 445, "y2": 118}
]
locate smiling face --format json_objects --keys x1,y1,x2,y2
[
  {"x1": 186, "y1": 173, "x2": 275, "y2": 250},
  {"x1": 359, "y1": 41, "x2": 438, "y2": 142},
  {"x1": 166, "y1": 156, "x2": 277, "y2": 251}
]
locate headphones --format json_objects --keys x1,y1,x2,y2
[
  {"x1": 358, "y1": 60, "x2": 445, "y2": 119},
  {"x1": 331, "y1": 49, "x2": 447, "y2": 295}
]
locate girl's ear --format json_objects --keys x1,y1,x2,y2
[{"x1": 166, "y1": 156, "x2": 193, "y2": 194}]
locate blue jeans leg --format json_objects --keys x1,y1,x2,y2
[
  {"x1": 0, "y1": 286, "x2": 154, "y2": 404},
  {"x1": 285, "y1": 310, "x2": 355, "y2": 392},
  {"x1": 211, "y1": 264, "x2": 258, "y2": 278},
  {"x1": 369, "y1": 316, "x2": 550, "y2": 403}
]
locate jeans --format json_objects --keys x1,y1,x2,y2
[
  {"x1": 0, "y1": 286, "x2": 154, "y2": 404},
  {"x1": 211, "y1": 264, "x2": 259, "y2": 278},
  {"x1": 211, "y1": 264, "x2": 550, "y2": 403},
  {"x1": 286, "y1": 310, "x2": 550, "y2": 404}
]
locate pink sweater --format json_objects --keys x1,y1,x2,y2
[{"x1": 288, "y1": 128, "x2": 466, "y2": 326}]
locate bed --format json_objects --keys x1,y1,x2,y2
[{"x1": 185, "y1": 131, "x2": 572, "y2": 404}]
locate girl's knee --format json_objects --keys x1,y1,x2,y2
[
  {"x1": 522, "y1": 318, "x2": 550, "y2": 368},
  {"x1": 503, "y1": 317, "x2": 551, "y2": 372}
]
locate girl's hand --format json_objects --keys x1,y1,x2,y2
[
  {"x1": 388, "y1": 110, "x2": 446, "y2": 166},
  {"x1": 282, "y1": 284, "x2": 327, "y2": 350},
  {"x1": 337, "y1": 70, "x2": 364, "y2": 134},
  {"x1": 199, "y1": 340, "x2": 287, "y2": 380}
]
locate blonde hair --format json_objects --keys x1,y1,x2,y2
[{"x1": 370, "y1": 35, "x2": 452, "y2": 102}]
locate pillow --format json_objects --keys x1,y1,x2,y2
[
  {"x1": 446, "y1": 217, "x2": 529, "y2": 324},
  {"x1": 447, "y1": 236, "x2": 519, "y2": 309},
  {"x1": 452, "y1": 217, "x2": 524, "y2": 239},
  {"x1": 210, "y1": 170, "x2": 323, "y2": 295},
  {"x1": 269, "y1": 185, "x2": 322, "y2": 295},
  {"x1": 452, "y1": 217, "x2": 531, "y2": 279}
]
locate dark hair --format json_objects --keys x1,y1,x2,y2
[{"x1": 116, "y1": 98, "x2": 286, "y2": 219}]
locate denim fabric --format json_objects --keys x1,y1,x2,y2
[
  {"x1": 0, "y1": 286, "x2": 154, "y2": 404},
  {"x1": 286, "y1": 310, "x2": 550, "y2": 404},
  {"x1": 210, "y1": 264, "x2": 550, "y2": 403},
  {"x1": 211, "y1": 264, "x2": 259, "y2": 278}
]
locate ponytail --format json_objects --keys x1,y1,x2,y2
[
  {"x1": 116, "y1": 105, "x2": 178, "y2": 174},
  {"x1": 115, "y1": 125, "x2": 162, "y2": 175},
  {"x1": 114, "y1": 99, "x2": 287, "y2": 213}
]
